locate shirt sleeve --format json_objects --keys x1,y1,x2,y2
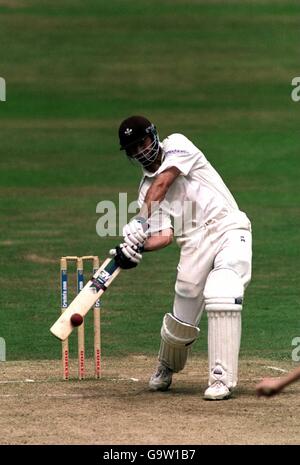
[
  {"x1": 146, "y1": 206, "x2": 173, "y2": 235},
  {"x1": 158, "y1": 133, "x2": 205, "y2": 176}
]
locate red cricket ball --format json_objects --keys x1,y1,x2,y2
[{"x1": 70, "y1": 313, "x2": 83, "y2": 327}]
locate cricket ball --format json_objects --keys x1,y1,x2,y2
[{"x1": 70, "y1": 313, "x2": 83, "y2": 327}]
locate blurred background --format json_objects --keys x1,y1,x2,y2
[{"x1": 0, "y1": 0, "x2": 299, "y2": 363}]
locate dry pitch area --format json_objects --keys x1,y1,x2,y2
[{"x1": 0, "y1": 356, "x2": 299, "y2": 445}]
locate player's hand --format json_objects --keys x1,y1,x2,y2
[
  {"x1": 256, "y1": 378, "x2": 282, "y2": 397},
  {"x1": 123, "y1": 217, "x2": 148, "y2": 248},
  {"x1": 109, "y1": 243, "x2": 143, "y2": 269}
]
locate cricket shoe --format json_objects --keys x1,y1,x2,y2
[
  {"x1": 203, "y1": 380, "x2": 231, "y2": 400},
  {"x1": 149, "y1": 364, "x2": 173, "y2": 391}
]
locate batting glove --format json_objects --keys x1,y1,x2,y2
[
  {"x1": 123, "y1": 217, "x2": 148, "y2": 248},
  {"x1": 109, "y1": 243, "x2": 144, "y2": 269}
]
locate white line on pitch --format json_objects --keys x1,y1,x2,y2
[
  {"x1": 264, "y1": 366, "x2": 288, "y2": 373},
  {"x1": 0, "y1": 394, "x2": 99, "y2": 398},
  {"x1": 0, "y1": 379, "x2": 35, "y2": 384}
]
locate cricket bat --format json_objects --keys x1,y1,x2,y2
[{"x1": 50, "y1": 257, "x2": 121, "y2": 341}]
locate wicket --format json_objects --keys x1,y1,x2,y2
[{"x1": 60, "y1": 256, "x2": 101, "y2": 380}]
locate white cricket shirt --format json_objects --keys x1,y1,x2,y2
[{"x1": 138, "y1": 134, "x2": 251, "y2": 246}]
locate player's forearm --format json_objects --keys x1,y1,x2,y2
[
  {"x1": 281, "y1": 366, "x2": 300, "y2": 388},
  {"x1": 144, "y1": 229, "x2": 173, "y2": 251},
  {"x1": 140, "y1": 181, "x2": 169, "y2": 219},
  {"x1": 139, "y1": 167, "x2": 180, "y2": 219}
]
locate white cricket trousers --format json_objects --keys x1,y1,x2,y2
[{"x1": 173, "y1": 223, "x2": 252, "y2": 326}]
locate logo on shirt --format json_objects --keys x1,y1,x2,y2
[{"x1": 165, "y1": 149, "x2": 187, "y2": 155}]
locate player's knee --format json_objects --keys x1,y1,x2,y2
[
  {"x1": 161, "y1": 313, "x2": 200, "y2": 348},
  {"x1": 223, "y1": 257, "x2": 252, "y2": 289},
  {"x1": 159, "y1": 313, "x2": 200, "y2": 372},
  {"x1": 204, "y1": 268, "x2": 244, "y2": 312},
  {"x1": 175, "y1": 279, "x2": 201, "y2": 299},
  {"x1": 239, "y1": 259, "x2": 252, "y2": 288}
]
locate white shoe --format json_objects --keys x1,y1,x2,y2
[
  {"x1": 204, "y1": 380, "x2": 231, "y2": 400},
  {"x1": 149, "y1": 364, "x2": 173, "y2": 391}
]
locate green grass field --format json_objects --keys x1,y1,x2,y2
[{"x1": 0, "y1": 0, "x2": 299, "y2": 363}]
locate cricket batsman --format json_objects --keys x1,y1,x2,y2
[{"x1": 111, "y1": 115, "x2": 252, "y2": 400}]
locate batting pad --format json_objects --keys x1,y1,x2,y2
[
  {"x1": 204, "y1": 268, "x2": 244, "y2": 388},
  {"x1": 159, "y1": 313, "x2": 200, "y2": 372},
  {"x1": 206, "y1": 310, "x2": 241, "y2": 388}
]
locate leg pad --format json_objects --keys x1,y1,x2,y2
[
  {"x1": 159, "y1": 313, "x2": 200, "y2": 372},
  {"x1": 204, "y1": 269, "x2": 244, "y2": 388}
]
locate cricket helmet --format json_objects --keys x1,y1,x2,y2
[{"x1": 118, "y1": 115, "x2": 160, "y2": 167}]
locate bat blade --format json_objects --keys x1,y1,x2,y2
[{"x1": 50, "y1": 257, "x2": 120, "y2": 341}]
